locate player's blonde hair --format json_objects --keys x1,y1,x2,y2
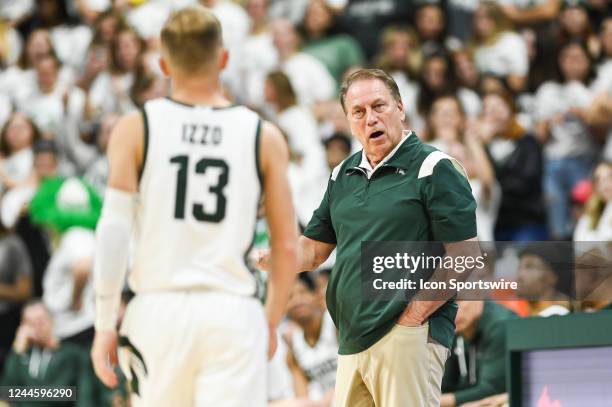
[{"x1": 160, "y1": 6, "x2": 223, "y2": 72}]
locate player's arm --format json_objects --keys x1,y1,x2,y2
[
  {"x1": 91, "y1": 111, "x2": 143, "y2": 388},
  {"x1": 260, "y1": 121, "x2": 299, "y2": 357}
]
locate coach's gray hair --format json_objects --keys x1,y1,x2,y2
[{"x1": 339, "y1": 68, "x2": 402, "y2": 113}]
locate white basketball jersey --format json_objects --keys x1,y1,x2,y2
[
  {"x1": 130, "y1": 98, "x2": 262, "y2": 296},
  {"x1": 290, "y1": 312, "x2": 338, "y2": 399}
]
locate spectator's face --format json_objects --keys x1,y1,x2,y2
[
  {"x1": 387, "y1": 32, "x2": 411, "y2": 68},
  {"x1": 116, "y1": 31, "x2": 141, "y2": 71},
  {"x1": 454, "y1": 51, "x2": 478, "y2": 88},
  {"x1": 561, "y1": 7, "x2": 589, "y2": 36},
  {"x1": 600, "y1": 20, "x2": 612, "y2": 57},
  {"x1": 98, "y1": 15, "x2": 119, "y2": 43},
  {"x1": 271, "y1": 19, "x2": 298, "y2": 55},
  {"x1": 455, "y1": 300, "x2": 483, "y2": 335},
  {"x1": 423, "y1": 57, "x2": 447, "y2": 90},
  {"x1": 23, "y1": 303, "x2": 54, "y2": 346},
  {"x1": 26, "y1": 30, "x2": 52, "y2": 66},
  {"x1": 593, "y1": 163, "x2": 612, "y2": 203},
  {"x1": 559, "y1": 44, "x2": 590, "y2": 82},
  {"x1": 5, "y1": 113, "x2": 35, "y2": 153},
  {"x1": 35, "y1": 57, "x2": 59, "y2": 92},
  {"x1": 517, "y1": 254, "x2": 557, "y2": 300},
  {"x1": 246, "y1": 0, "x2": 268, "y2": 22},
  {"x1": 326, "y1": 138, "x2": 350, "y2": 169},
  {"x1": 34, "y1": 152, "x2": 58, "y2": 178},
  {"x1": 345, "y1": 78, "x2": 405, "y2": 166},
  {"x1": 482, "y1": 94, "x2": 512, "y2": 134},
  {"x1": 416, "y1": 6, "x2": 445, "y2": 41},
  {"x1": 429, "y1": 97, "x2": 463, "y2": 136},
  {"x1": 304, "y1": 0, "x2": 333, "y2": 35},
  {"x1": 287, "y1": 280, "x2": 321, "y2": 326},
  {"x1": 473, "y1": 6, "x2": 495, "y2": 38}
]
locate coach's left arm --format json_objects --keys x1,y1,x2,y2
[{"x1": 398, "y1": 156, "x2": 478, "y2": 326}]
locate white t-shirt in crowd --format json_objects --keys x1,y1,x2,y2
[
  {"x1": 88, "y1": 71, "x2": 136, "y2": 116},
  {"x1": 574, "y1": 204, "x2": 612, "y2": 242},
  {"x1": 0, "y1": 0, "x2": 33, "y2": 20},
  {"x1": 43, "y1": 227, "x2": 96, "y2": 339},
  {"x1": 212, "y1": 0, "x2": 251, "y2": 98},
  {"x1": 2, "y1": 148, "x2": 34, "y2": 185},
  {"x1": 127, "y1": 2, "x2": 172, "y2": 40},
  {"x1": 475, "y1": 32, "x2": 529, "y2": 77},
  {"x1": 17, "y1": 81, "x2": 97, "y2": 175},
  {"x1": 238, "y1": 31, "x2": 279, "y2": 108},
  {"x1": 534, "y1": 80, "x2": 595, "y2": 159},
  {"x1": 50, "y1": 25, "x2": 93, "y2": 71},
  {"x1": 277, "y1": 105, "x2": 328, "y2": 225}
]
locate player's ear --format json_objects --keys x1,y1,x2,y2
[
  {"x1": 159, "y1": 57, "x2": 171, "y2": 77},
  {"x1": 398, "y1": 99, "x2": 405, "y2": 122},
  {"x1": 218, "y1": 48, "x2": 229, "y2": 71}
]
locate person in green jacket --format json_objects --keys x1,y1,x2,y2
[
  {"x1": 441, "y1": 300, "x2": 518, "y2": 407},
  {"x1": 0, "y1": 300, "x2": 96, "y2": 406}
]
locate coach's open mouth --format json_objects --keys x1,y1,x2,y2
[{"x1": 369, "y1": 130, "x2": 384, "y2": 139}]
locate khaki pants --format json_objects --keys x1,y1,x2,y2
[{"x1": 335, "y1": 323, "x2": 449, "y2": 407}]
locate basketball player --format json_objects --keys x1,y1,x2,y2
[{"x1": 90, "y1": 6, "x2": 298, "y2": 406}]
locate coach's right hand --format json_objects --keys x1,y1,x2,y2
[
  {"x1": 253, "y1": 249, "x2": 272, "y2": 272},
  {"x1": 91, "y1": 330, "x2": 119, "y2": 388}
]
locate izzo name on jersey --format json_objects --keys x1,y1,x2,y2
[{"x1": 182, "y1": 123, "x2": 222, "y2": 145}]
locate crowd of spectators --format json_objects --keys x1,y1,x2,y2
[{"x1": 0, "y1": 0, "x2": 611, "y2": 406}]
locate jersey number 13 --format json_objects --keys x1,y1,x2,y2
[{"x1": 169, "y1": 155, "x2": 229, "y2": 223}]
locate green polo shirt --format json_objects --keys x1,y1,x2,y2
[{"x1": 304, "y1": 132, "x2": 477, "y2": 355}]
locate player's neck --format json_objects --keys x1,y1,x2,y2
[{"x1": 170, "y1": 76, "x2": 231, "y2": 108}]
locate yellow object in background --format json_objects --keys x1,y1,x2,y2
[{"x1": 129, "y1": 0, "x2": 146, "y2": 6}]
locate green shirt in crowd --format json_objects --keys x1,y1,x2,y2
[
  {"x1": 303, "y1": 132, "x2": 477, "y2": 355},
  {"x1": 1, "y1": 343, "x2": 93, "y2": 406},
  {"x1": 1, "y1": 342, "x2": 128, "y2": 407},
  {"x1": 442, "y1": 301, "x2": 518, "y2": 405},
  {"x1": 303, "y1": 35, "x2": 365, "y2": 89}
]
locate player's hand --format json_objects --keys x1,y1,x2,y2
[
  {"x1": 91, "y1": 330, "x2": 119, "y2": 388},
  {"x1": 268, "y1": 322, "x2": 278, "y2": 360}
]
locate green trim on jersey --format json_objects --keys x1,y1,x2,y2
[
  {"x1": 303, "y1": 133, "x2": 477, "y2": 355},
  {"x1": 255, "y1": 119, "x2": 263, "y2": 189},
  {"x1": 164, "y1": 97, "x2": 238, "y2": 110},
  {"x1": 139, "y1": 107, "x2": 149, "y2": 182}
]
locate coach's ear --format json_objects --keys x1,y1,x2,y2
[{"x1": 159, "y1": 57, "x2": 171, "y2": 77}]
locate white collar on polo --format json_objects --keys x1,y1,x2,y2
[{"x1": 359, "y1": 130, "x2": 413, "y2": 179}]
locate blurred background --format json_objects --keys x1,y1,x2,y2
[{"x1": 0, "y1": 0, "x2": 611, "y2": 406}]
